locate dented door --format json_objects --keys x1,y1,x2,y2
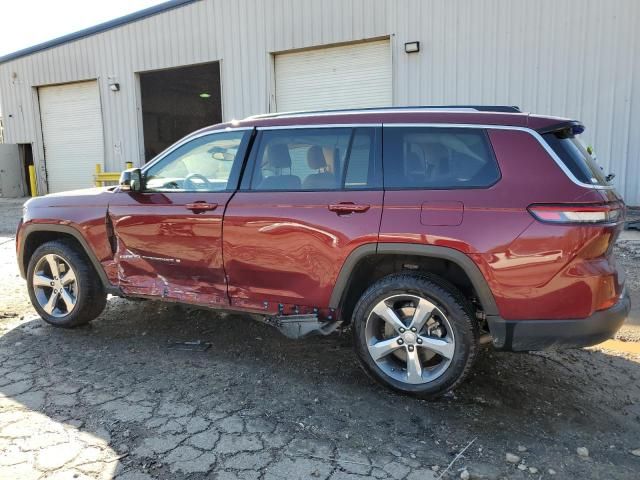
[
  {"x1": 108, "y1": 191, "x2": 232, "y2": 305},
  {"x1": 108, "y1": 129, "x2": 251, "y2": 306}
]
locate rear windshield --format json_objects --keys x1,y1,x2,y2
[{"x1": 542, "y1": 129, "x2": 609, "y2": 186}]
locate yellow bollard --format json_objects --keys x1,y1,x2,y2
[
  {"x1": 125, "y1": 161, "x2": 133, "y2": 169},
  {"x1": 95, "y1": 164, "x2": 102, "y2": 187},
  {"x1": 28, "y1": 165, "x2": 38, "y2": 197}
]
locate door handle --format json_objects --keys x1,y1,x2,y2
[
  {"x1": 328, "y1": 202, "x2": 370, "y2": 214},
  {"x1": 186, "y1": 202, "x2": 218, "y2": 213}
]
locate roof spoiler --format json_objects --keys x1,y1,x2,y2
[{"x1": 537, "y1": 120, "x2": 585, "y2": 135}]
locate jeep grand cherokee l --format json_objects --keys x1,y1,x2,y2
[{"x1": 16, "y1": 106, "x2": 631, "y2": 398}]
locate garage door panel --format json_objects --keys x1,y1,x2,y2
[
  {"x1": 275, "y1": 40, "x2": 392, "y2": 112},
  {"x1": 39, "y1": 81, "x2": 104, "y2": 193}
]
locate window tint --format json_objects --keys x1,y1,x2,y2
[
  {"x1": 542, "y1": 129, "x2": 608, "y2": 186},
  {"x1": 345, "y1": 129, "x2": 376, "y2": 189},
  {"x1": 145, "y1": 131, "x2": 247, "y2": 192},
  {"x1": 383, "y1": 127, "x2": 500, "y2": 189},
  {"x1": 250, "y1": 128, "x2": 378, "y2": 191}
]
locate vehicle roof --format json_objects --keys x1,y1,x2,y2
[{"x1": 202, "y1": 107, "x2": 575, "y2": 134}]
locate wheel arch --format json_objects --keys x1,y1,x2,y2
[
  {"x1": 330, "y1": 242, "x2": 499, "y2": 322},
  {"x1": 19, "y1": 224, "x2": 117, "y2": 294}
]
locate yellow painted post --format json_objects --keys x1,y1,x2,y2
[
  {"x1": 28, "y1": 165, "x2": 38, "y2": 197},
  {"x1": 95, "y1": 164, "x2": 102, "y2": 187},
  {"x1": 125, "y1": 161, "x2": 133, "y2": 169}
]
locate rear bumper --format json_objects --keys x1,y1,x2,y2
[{"x1": 487, "y1": 291, "x2": 631, "y2": 352}]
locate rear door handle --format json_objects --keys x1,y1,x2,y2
[
  {"x1": 328, "y1": 202, "x2": 370, "y2": 214},
  {"x1": 186, "y1": 202, "x2": 218, "y2": 213}
]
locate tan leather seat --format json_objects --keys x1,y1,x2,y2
[
  {"x1": 257, "y1": 143, "x2": 301, "y2": 190},
  {"x1": 303, "y1": 146, "x2": 337, "y2": 189}
]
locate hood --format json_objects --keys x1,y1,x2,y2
[{"x1": 24, "y1": 187, "x2": 114, "y2": 209}]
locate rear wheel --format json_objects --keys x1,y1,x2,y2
[
  {"x1": 352, "y1": 273, "x2": 478, "y2": 399},
  {"x1": 27, "y1": 240, "x2": 106, "y2": 328}
]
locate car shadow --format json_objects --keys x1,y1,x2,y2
[{"x1": 1, "y1": 297, "x2": 640, "y2": 479}]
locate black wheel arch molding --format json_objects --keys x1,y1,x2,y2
[
  {"x1": 17, "y1": 223, "x2": 121, "y2": 296},
  {"x1": 329, "y1": 242, "x2": 499, "y2": 316}
]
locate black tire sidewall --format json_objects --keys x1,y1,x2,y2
[
  {"x1": 352, "y1": 274, "x2": 478, "y2": 398},
  {"x1": 26, "y1": 241, "x2": 104, "y2": 328}
]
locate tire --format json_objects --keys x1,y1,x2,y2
[
  {"x1": 26, "y1": 240, "x2": 107, "y2": 328},
  {"x1": 352, "y1": 273, "x2": 479, "y2": 399}
]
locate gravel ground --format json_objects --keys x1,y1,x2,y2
[{"x1": 1, "y1": 198, "x2": 640, "y2": 480}]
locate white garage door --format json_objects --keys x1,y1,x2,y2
[
  {"x1": 275, "y1": 39, "x2": 392, "y2": 112},
  {"x1": 39, "y1": 81, "x2": 104, "y2": 193}
]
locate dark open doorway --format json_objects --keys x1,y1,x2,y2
[
  {"x1": 139, "y1": 62, "x2": 222, "y2": 161},
  {"x1": 19, "y1": 144, "x2": 34, "y2": 196}
]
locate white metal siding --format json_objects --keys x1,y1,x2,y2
[
  {"x1": 275, "y1": 40, "x2": 391, "y2": 111},
  {"x1": 0, "y1": 0, "x2": 638, "y2": 203},
  {"x1": 39, "y1": 81, "x2": 104, "y2": 193}
]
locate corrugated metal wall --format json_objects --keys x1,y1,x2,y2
[{"x1": 0, "y1": 0, "x2": 638, "y2": 203}]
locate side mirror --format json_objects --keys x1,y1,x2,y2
[{"x1": 119, "y1": 168, "x2": 143, "y2": 192}]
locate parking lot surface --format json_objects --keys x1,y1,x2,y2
[{"x1": 1, "y1": 198, "x2": 639, "y2": 479}]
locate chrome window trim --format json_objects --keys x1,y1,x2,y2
[
  {"x1": 382, "y1": 123, "x2": 614, "y2": 190},
  {"x1": 256, "y1": 123, "x2": 382, "y2": 130},
  {"x1": 140, "y1": 123, "x2": 612, "y2": 191},
  {"x1": 141, "y1": 127, "x2": 254, "y2": 173}
]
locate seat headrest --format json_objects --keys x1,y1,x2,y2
[
  {"x1": 406, "y1": 152, "x2": 424, "y2": 174},
  {"x1": 424, "y1": 143, "x2": 448, "y2": 159},
  {"x1": 307, "y1": 146, "x2": 327, "y2": 170},
  {"x1": 265, "y1": 144, "x2": 292, "y2": 169}
]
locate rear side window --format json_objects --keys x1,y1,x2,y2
[
  {"x1": 383, "y1": 127, "x2": 500, "y2": 189},
  {"x1": 249, "y1": 127, "x2": 379, "y2": 191},
  {"x1": 542, "y1": 129, "x2": 608, "y2": 186}
]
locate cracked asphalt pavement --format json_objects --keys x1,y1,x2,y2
[{"x1": 1, "y1": 198, "x2": 640, "y2": 479}]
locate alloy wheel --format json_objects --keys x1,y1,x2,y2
[
  {"x1": 32, "y1": 254, "x2": 78, "y2": 318},
  {"x1": 364, "y1": 294, "x2": 455, "y2": 384}
]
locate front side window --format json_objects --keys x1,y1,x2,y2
[
  {"x1": 249, "y1": 128, "x2": 379, "y2": 191},
  {"x1": 383, "y1": 127, "x2": 500, "y2": 189},
  {"x1": 144, "y1": 131, "x2": 247, "y2": 192}
]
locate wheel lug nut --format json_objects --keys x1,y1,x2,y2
[
  {"x1": 399, "y1": 328, "x2": 405, "y2": 333},
  {"x1": 408, "y1": 345, "x2": 415, "y2": 352},
  {"x1": 417, "y1": 338, "x2": 423, "y2": 344},
  {"x1": 397, "y1": 339, "x2": 404, "y2": 345},
  {"x1": 410, "y1": 327, "x2": 417, "y2": 332}
]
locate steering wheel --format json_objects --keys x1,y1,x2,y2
[{"x1": 183, "y1": 173, "x2": 212, "y2": 190}]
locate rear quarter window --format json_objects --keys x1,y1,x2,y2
[
  {"x1": 382, "y1": 127, "x2": 500, "y2": 189},
  {"x1": 542, "y1": 129, "x2": 608, "y2": 186}
]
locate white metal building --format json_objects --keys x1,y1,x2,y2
[{"x1": 0, "y1": 0, "x2": 638, "y2": 203}]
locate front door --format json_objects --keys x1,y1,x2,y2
[
  {"x1": 108, "y1": 129, "x2": 251, "y2": 306},
  {"x1": 223, "y1": 126, "x2": 383, "y2": 313}
]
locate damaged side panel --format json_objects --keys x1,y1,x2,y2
[{"x1": 107, "y1": 191, "x2": 232, "y2": 306}]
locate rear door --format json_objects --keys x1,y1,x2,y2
[
  {"x1": 379, "y1": 125, "x2": 507, "y2": 251},
  {"x1": 223, "y1": 125, "x2": 382, "y2": 313},
  {"x1": 108, "y1": 129, "x2": 251, "y2": 305}
]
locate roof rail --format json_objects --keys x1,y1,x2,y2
[{"x1": 248, "y1": 105, "x2": 522, "y2": 119}]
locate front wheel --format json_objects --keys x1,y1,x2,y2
[
  {"x1": 26, "y1": 240, "x2": 107, "y2": 328},
  {"x1": 352, "y1": 273, "x2": 479, "y2": 399}
]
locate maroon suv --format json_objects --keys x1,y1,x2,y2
[{"x1": 16, "y1": 106, "x2": 630, "y2": 398}]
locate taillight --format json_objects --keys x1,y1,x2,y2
[{"x1": 528, "y1": 203, "x2": 623, "y2": 224}]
